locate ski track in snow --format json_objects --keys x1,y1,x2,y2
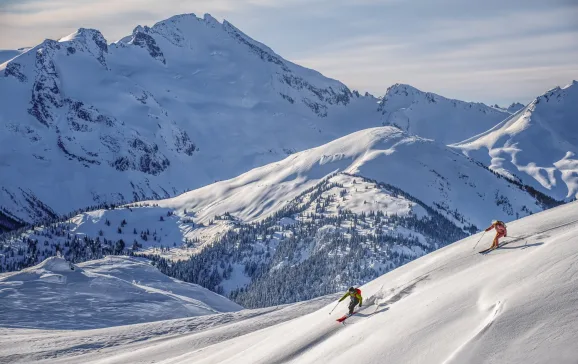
[{"x1": 442, "y1": 301, "x2": 503, "y2": 364}]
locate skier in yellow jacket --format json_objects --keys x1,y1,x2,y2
[{"x1": 339, "y1": 287, "x2": 363, "y2": 315}]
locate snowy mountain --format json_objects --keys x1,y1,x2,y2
[
  {"x1": 378, "y1": 84, "x2": 511, "y2": 144},
  {"x1": 3, "y1": 199, "x2": 578, "y2": 363},
  {"x1": 1, "y1": 126, "x2": 555, "y2": 305},
  {"x1": 454, "y1": 81, "x2": 578, "y2": 201},
  {"x1": 0, "y1": 13, "x2": 512, "y2": 230},
  {"x1": 0, "y1": 255, "x2": 241, "y2": 329},
  {"x1": 0, "y1": 13, "x2": 380, "y2": 228}
]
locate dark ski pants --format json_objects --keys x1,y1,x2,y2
[{"x1": 349, "y1": 297, "x2": 359, "y2": 315}]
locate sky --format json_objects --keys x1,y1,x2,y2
[{"x1": 0, "y1": 0, "x2": 577, "y2": 106}]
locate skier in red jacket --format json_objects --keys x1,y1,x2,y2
[{"x1": 485, "y1": 220, "x2": 507, "y2": 250}]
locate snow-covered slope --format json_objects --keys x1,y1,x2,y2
[
  {"x1": 3, "y1": 198, "x2": 578, "y2": 363},
  {"x1": 161, "y1": 200, "x2": 578, "y2": 364},
  {"x1": 2, "y1": 126, "x2": 553, "y2": 306},
  {"x1": 0, "y1": 294, "x2": 336, "y2": 363},
  {"x1": 0, "y1": 255, "x2": 241, "y2": 329},
  {"x1": 378, "y1": 84, "x2": 511, "y2": 144},
  {"x1": 135, "y1": 126, "x2": 544, "y2": 228},
  {"x1": 455, "y1": 81, "x2": 578, "y2": 201}
]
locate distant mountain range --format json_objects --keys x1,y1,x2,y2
[{"x1": 0, "y1": 13, "x2": 531, "y2": 230}]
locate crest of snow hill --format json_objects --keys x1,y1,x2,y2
[{"x1": 0, "y1": 13, "x2": 576, "y2": 308}]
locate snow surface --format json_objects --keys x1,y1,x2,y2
[
  {"x1": 455, "y1": 81, "x2": 578, "y2": 201},
  {"x1": 3, "y1": 198, "x2": 578, "y2": 363},
  {"x1": 0, "y1": 294, "x2": 336, "y2": 363},
  {"x1": 0, "y1": 255, "x2": 241, "y2": 329}
]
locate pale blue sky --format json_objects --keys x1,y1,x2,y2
[{"x1": 0, "y1": 0, "x2": 576, "y2": 105}]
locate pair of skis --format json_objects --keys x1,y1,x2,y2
[
  {"x1": 336, "y1": 313, "x2": 354, "y2": 323},
  {"x1": 478, "y1": 234, "x2": 527, "y2": 254},
  {"x1": 336, "y1": 301, "x2": 381, "y2": 323},
  {"x1": 478, "y1": 246, "x2": 498, "y2": 254}
]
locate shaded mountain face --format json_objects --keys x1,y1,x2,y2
[
  {"x1": 455, "y1": 81, "x2": 578, "y2": 201},
  {"x1": 378, "y1": 84, "x2": 511, "y2": 144},
  {"x1": 0, "y1": 13, "x2": 513, "y2": 229}
]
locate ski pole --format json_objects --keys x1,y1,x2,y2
[
  {"x1": 329, "y1": 302, "x2": 339, "y2": 315},
  {"x1": 472, "y1": 231, "x2": 486, "y2": 251}
]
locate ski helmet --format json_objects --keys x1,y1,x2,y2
[
  {"x1": 491, "y1": 220, "x2": 498, "y2": 224},
  {"x1": 348, "y1": 287, "x2": 355, "y2": 293}
]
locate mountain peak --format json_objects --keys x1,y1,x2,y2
[
  {"x1": 58, "y1": 27, "x2": 108, "y2": 63},
  {"x1": 534, "y1": 80, "x2": 577, "y2": 106},
  {"x1": 59, "y1": 28, "x2": 107, "y2": 48},
  {"x1": 507, "y1": 102, "x2": 525, "y2": 114},
  {"x1": 203, "y1": 13, "x2": 221, "y2": 26},
  {"x1": 385, "y1": 83, "x2": 423, "y2": 96}
]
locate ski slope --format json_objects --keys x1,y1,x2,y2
[
  {"x1": 2, "y1": 199, "x2": 578, "y2": 363},
  {"x1": 158, "y1": 201, "x2": 578, "y2": 364},
  {"x1": 0, "y1": 256, "x2": 241, "y2": 330},
  {"x1": 455, "y1": 81, "x2": 578, "y2": 201}
]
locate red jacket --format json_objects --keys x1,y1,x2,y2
[{"x1": 486, "y1": 221, "x2": 507, "y2": 235}]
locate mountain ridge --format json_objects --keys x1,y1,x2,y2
[
  {"x1": 454, "y1": 80, "x2": 578, "y2": 201},
  {"x1": 378, "y1": 83, "x2": 511, "y2": 144}
]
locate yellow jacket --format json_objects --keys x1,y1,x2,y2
[{"x1": 339, "y1": 289, "x2": 363, "y2": 305}]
